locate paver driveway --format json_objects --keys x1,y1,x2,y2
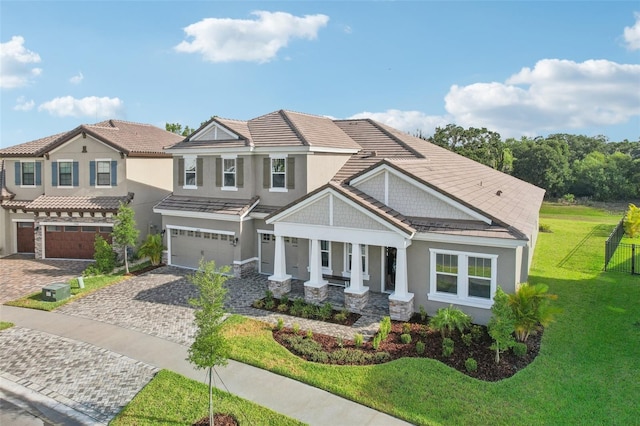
[{"x1": 0, "y1": 254, "x2": 87, "y2": 304}]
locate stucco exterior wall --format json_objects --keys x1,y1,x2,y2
[
  {"x1": 46, "y1": 135, "x2": 126, "y2": 197},
  {"x1": 4, "y1": 159, "x2": 46, "y2": 200},
  {"x1": 305, "y1": 153, "x2": 350, "y2": 191},
  {"x1": 407, "y1": 239, "x2": 519, "y2": 325}
]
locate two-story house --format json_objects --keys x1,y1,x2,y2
[
  {"x1": 0, "y1": 120, "x2": 183, "y2": 259},
  {"x1": 154, "y1": 110, "x2": 545, "y2": 323}
]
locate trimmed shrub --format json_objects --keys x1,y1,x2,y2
[
  {"x1": 284, "y1": 335, "x2": 328, "y2": 363},
  {"x1": 465, "y1": 358, "x2": 478, "y2": 372},
  {"x1": 379, "y1": 316, "x2": 392, "y2": 340},
  {"x1": 442, "y1": 337, "x2": 455, "y2": 357},
  {"x1": 275, "y1": 318, "x2": 284, "y2": 331},
  {"x1": 513, "y1": 342, "x2": 528, "y2": 357},
  {"x1": 93, "y1": 235, "x2": 116, "y2": 274},
  {"x1": 292, "y1": 323, "x2": 300, "y2": 334},
  {"x1": 306, "y1": 329, "x2": 313, "y2": 339},
  {"x1": 400, "y1": 333, "x2": 412, "y2": 344},
  {"x1": 461, "y1": 333, "x2": 473, "y2": 347},
  {"x1": 372, "y1": 334, "x2": 381, "y2": 350},
  {"x1": 416, "y1": 341, "x2": 425, "y2": 355},
  {"x1": 402, "y1": 322, "x2": 412, "y2": 334},
  {"x1": 354, "y1": 333, "x2": 364, "y2": 348}
]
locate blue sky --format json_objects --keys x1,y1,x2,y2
[{"x1": 1, "y1": 1, "x2": 639, "y2": 149}]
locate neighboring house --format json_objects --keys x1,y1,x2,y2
[
  {"x1": 0, "y1": 120, "x2": 183, "y2": 259},
  {"x1": 154, "y1": 110, "x2": 545, "y2": 323}
]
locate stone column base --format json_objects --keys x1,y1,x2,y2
[
  {"x1": 268, "y1": 277, "x2": 291, "y2": 298},
  {"x1": 233, "y1": 259, "x2": 258, "y2": 278},
  {"x1": 304, "y1": 281, "x2": 328, "y2": 304},
  {"x1": 344, "y1": 287, "x2": 369, "y2": 313},
  {"x1": 161, "y1": 250, "x2": 169, "y2": 265},
  {"x1": 388, "y1": 292, "x2": 415, "y2": 321}
]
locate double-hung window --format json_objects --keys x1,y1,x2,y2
[
  {"x1": 271, "y1": 158, "x2": 286, "y2": 189},
  {"x1": 184, "y1": 156, "x2": 197, "y2": 187},
  {"x1": 223, "y1": 158, "x2": 236, "y2": 188},
  {"x1": 21, "y1": 161, "x2": 35, "y2": 186},
  {"x1": 429, "y1": 249, "x2": 498, "y2": 308},
  {"x1": 96, "y1": 160, "x2": 111, "y2": 186},
  {"x1": 58, "y1": 161, "x2": 73, "y2": 187},
  {"x1": 321, "y1": 240, "x2": 330, "y2": 269}
]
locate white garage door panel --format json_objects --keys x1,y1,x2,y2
[{"x1": 171, "y1": 229, "x2": 234, "y2": 269}]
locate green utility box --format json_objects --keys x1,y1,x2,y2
[{"x1": 41, "y1": 283, "x2": 71, "y2": 302}]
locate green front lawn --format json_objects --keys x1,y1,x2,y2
[
  {"x1": 0, "y1": 322, "x2": 14, "y2": 331},
  {"x1": 111, "y1": 370, "x2": 304, "y2": 426},
  {"x1": 218, "y1": 205, "x2": 639, "y2": 425}
]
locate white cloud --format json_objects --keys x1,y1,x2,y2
[
  {"x1": 38, "y1": 96, "x2": 124, "y2": 118},
  {"x1": 13, "y1": 96, "x2": 35, "y2": 111},
  {"x1": 69, "y1": 71, "x2": 84, "y2": 84},
  {"x1": 174, "y1": 11, "x2": 329, "y2": 63},
  {"x1": 444, "y1": 59, "x2": 640, "y2": 138},
  {"x1": 349, "y1": 109, "x2": 450, "y2": 137},
  {"x1": 0, "y1": 36, "x2": 42, "y2": 89},
  {"x1": 623, "y1": 12, "x2": 640, "y2": 50}
]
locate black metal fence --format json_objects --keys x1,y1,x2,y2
[{"x1": 605, "y1": 219, "x2": 639, "y2": 274}]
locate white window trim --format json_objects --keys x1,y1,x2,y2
[
  {"x1": 269, "y1": 154, "x2": 287, "y2": 193},
  {"x1": 57, "y1": 159, "x2": 74, "y2": 188},
  {"x1": 428, "y1": 248, "x2": 498, "y2": 309},
  {"x1": 183, "y1": 155, "x2": 197, "y2": 189},
  {"x1": 95, "y1": 158, "x2": 112, "y2": 188},
  {"x1": 342, "y1": 243, "x2": 370, "y2": 280},
  {"x1": 221, "y1": 155, "x2": 237, "y2": 191},
  {"x1": 20, "y1": 160, "x2": 36, "y2": 188}
]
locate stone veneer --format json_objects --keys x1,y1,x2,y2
[
  {"x1": 233, "y1": 259, "x2": 258, "y2": 278},
  {"x1": 304, "y1": 283, "x2": 328, "y2": 304},
  {"x1": 35, "y1": 215, "x2": 114, "y2": 259},
  {"x1": 344, "y1": 288, "x2": 369, "y2": 313},
  {"x1": 388, "y1": 294, "x2": 415, "y2": 321},
  {"x1": 268, "y1": 278, "x2": 291, "y2": 298}
]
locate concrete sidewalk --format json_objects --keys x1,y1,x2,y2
[{"x1": 1, "y1": 306, "x2": 410, "y2": 426}]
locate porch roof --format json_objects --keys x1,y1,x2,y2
[
  {"x1": 154, "y1": 194, "x2": 260, "y2": 216},
  {"x1": 23, "y1": 194, "x2": 133, "y2": 212},
  {"x1": 408, "y1": 217, "x2": 520, "y2": 240}
]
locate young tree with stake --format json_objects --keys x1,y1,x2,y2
[{"x1": 112, "y1": 203, "x2": 139, "y2": 274}]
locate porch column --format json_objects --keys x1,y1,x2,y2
[
  {"x1": 389, "y1": 245, "x2": 414, "y2": 321},
  {"x1": 268, "y1": 235, "x2": 291, "y2": 297},
  {"x1": 344, "y1": 242, "x2": 369, "y2": 313},
  {"x1": 304, "y1": 239, "x2": 328, "y2": 304}
]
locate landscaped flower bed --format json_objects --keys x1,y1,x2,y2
[
  {"x1": 273, "y1": 317, "x2": 543, "y2": 382},
  {"x1": 252, "y1": 292, "x2": 361, "y2": 326}
]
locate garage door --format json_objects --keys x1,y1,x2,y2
[
  {"x1": 45, "y1": 225, "x2": 112, "y2": 259},
  {"x1": 17, "y1": 222, "x2": 35, "y2": 253},
  {"x1": 170, "y1": 229, "x2": 235, "y2": 270}
]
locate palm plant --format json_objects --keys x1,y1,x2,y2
[
  {"x1": 508, "y1": 283, "x2": 561, "y2": 342},
  {"x1": 429, "y1": 305, "x2": 472, "y2": 338},
  {"x1": 137, "y1": 233, "x2": 165, "y2": 266}
]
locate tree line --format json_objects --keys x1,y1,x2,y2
[{"x1": 423, "y1": 124, "x2": 640, "y2": 201}]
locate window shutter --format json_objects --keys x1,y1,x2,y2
[
  {"x1": 15, "y1": 162, "x2": 20, "y2": 185},
  {"x1": 263, "y1": 158, "x2": 270, "y2": 188},
  {"x1": 89, "y1": 161, "x2": 96, "y2": 186},
  {"x1": 111, "y1": 160, "x2": 118, "y2": 186},
  {"x1": 51, "y1": 162, "x2": 58, "y2": 187},
  {"x1": 286, "y1": 157, "x2": 295, "y2": 189},
  {"x1": 178, "y1": 158, "x2": 184, "y2": 186},
  {"x1": 35, "y1": 162, "x2": 42, "y2": 186},
  {"x1": 196, "y1": 157, "x2": 203, "y2": 186},
  {"x1": 237, "y1": 158, "x2": 244, "y2": 188},
  {"x1": 72, "y1": 161, "x2": 79, "y2": 187},
  {"x1": 215, "y1": 157, "x2": 222, "y2": 187}
]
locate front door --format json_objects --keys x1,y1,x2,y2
[
  {"x1": 384, "y1": 247, "x2": 397, "y2": 292},
  {"x1": 16, "y1": 222, "x2": 35, "y2": 253}
]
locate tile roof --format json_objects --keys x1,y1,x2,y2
[
  {"x1": 0, "y1": 120, "x2": 183, "y2": 158},
  {"x1": 173, "y1": 110, "x2": 361, "y2": 151},
  {"x1": 24, "y1": 194, "x2": 132, "y2": 212},
  {"x1": 1, "y1": 200, "x2": 31, "y2": 210},
  {"x1": 154, "y1": 195, "x2": 260, "y2": 217},
  {"x1": 0, "y1": 160, "x2": 15, "y2": 200}
]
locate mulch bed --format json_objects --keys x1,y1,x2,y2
[
  {"x1": 273, "y1": 320, "x2": 542, "y2": 382},
  {"x1": 253, "y1": 297, "x2": 361, "y2": 326},
  {"x1": 124, "y1": 263, "x2": 164, "y2": 276}
]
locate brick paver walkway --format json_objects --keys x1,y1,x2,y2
[
  {"x1": 0, "y1": 254, "x2": 87, "y2": 304},
  {"x1": 0, "y1": 327, "x2": 158, "y2": 424}
]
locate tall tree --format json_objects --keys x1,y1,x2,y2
[
  {"x1": 165, "y1": 122, "x2": 194, "y2": 137},
  {"x1": 429, "y1": 124, "x2": 509, "y2": 171},
  {"x1": 511, "y1": 137, "x2": 571, "y2": 198},
  {"x1": 188, "y1": 260, "x2": 231, "y2": 426},
  {"x1": 112, "y1": 203, "x2": 139, "y2": 274}
]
